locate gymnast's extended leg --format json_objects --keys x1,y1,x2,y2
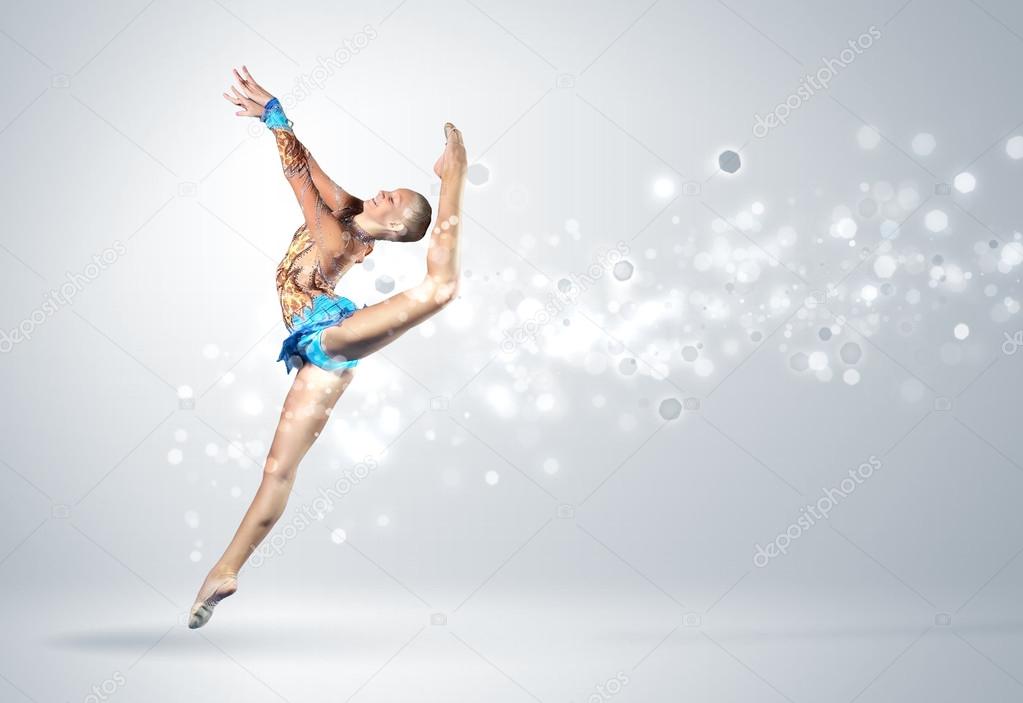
[{"x1": 319, "y1": 125, "x2": 468, "y2": 362}]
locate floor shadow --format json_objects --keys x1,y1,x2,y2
[{"x1": 46, "y1": 622, "x2": 406, "y2": 655}]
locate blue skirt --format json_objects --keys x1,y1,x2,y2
[{"x1": 277, "y1": 294, "x2": 364, "y2": 374}]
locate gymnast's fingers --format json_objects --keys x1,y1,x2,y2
[
  {"x1": 241, "y1": 65, "x2": 265, "y2": 93},
  {"x1": 233, "y1": 69, "x2": 252, "y2": 96}
]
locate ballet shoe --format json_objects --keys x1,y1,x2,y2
[{"x1": 188, "y1": 575, "x2": 238, "y2": 629}]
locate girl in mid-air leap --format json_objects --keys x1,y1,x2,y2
[{"x1": 188, "y1": 66, "x2": 467, "y2": 628}]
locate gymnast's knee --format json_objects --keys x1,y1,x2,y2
[
  {"x1": 420, "y1": 276, "x2": 458, "y2": 309},
  {"x1": 262, "y1": 455, "x2": 297, "y2": 484}
]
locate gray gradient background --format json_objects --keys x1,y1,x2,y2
[{"x1": 2, "y1": 0, "x2": 1023, "y2": 701}]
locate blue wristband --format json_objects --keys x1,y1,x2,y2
[{"x1": 262, "y1": 97, "x2": 291, "y2": 130}]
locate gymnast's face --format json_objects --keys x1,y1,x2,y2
[{"x1": 362, "y1": 188, "x2": 432, "y2": 243}]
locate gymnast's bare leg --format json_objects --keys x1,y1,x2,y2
[
  {"x1": 188, "y1": 67, "x2": 467, "y2": 628},
  {"x1": 188, "y1": 364, "x2": 354, "y2": 627}
]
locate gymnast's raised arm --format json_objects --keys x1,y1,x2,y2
[
  {"x1": 228, "y1": 67, "x2": 359, "y2": 210},
  {"x1": 223, "y1": 67, "x2": 358, "y2": 252}
]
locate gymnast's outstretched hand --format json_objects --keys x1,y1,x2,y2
[{"x1": 222, "y1": 65, "x2": 273, "y2": 118}]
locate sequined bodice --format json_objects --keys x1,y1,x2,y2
[{"x1": 275, "y1": 225, "x2": 342, "y2": 330}]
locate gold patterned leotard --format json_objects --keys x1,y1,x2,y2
[{"x1": 275, "y1": 212, "x2": 369, "y2": 330}]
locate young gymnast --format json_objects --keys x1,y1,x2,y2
[{"x1": 188, "y1": 66, "x2": 466, "y2": 629}]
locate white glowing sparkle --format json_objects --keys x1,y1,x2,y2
[
  {"x1": 487, "y1": 385, "x2": 516, "y2": 418},
  {"x1": 536, "y1": 393, "x2": 555, "y2": 412},
  {"x1": 239, "y1": 392, "x2": 263, "y2": 416},
  {"x1": 924, "y1": 210, "x2": 948, "y2": 233},
  {"x1": 873, "y1": 255, "x2": 897, "y2": 278},
  {"x1": 1007, "y1": 136, "x2": 1023, "y2": 159},
  {"x1": 808, "y1": 352, "x2": 828, "y2": 371},
  {"x1": 693, "y1": 358, "x2": 714, "y2": 377},
  {"x1": 912, "y1": 133, "x2": 936, "y2": 156},
  {"x1": 954, "y1": 323, "x2": 970, "y2": 340},
  {"x1": 380, "y1": 406, "x2": 401, "y2": 434},
  {"x1": 832, "y1": 218, "x2": 858, "y2": 239},
  {"x1": 1001, "y1": 242, "x2": 1023, "y2": 267},
  {"x1": 445, "y1": 296, "x2": 474, "y2": 330},
  {"x1": 857, "y1": 126, "x2": 880, "y2": 149},
  {"x1": 953, "y1": 172, "x2": 976, "y2": 194},
  {"x1": 654, "y1": 178, "x2": 675, "y2": 198}
]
